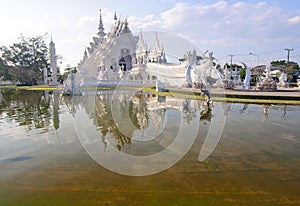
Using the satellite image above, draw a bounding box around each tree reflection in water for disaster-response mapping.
[0,89,51,131]
[0,89,212,149]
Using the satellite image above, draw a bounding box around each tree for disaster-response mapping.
[216,64,223,74]
[57,64,72,83]
[0,34,49,84]
[0,89,51,129]
[270,60,299,81]
[224,63,243,70]
[239,68,246,80]
[0,58,16,81]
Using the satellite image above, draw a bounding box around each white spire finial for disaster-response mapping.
[114,12,117,21]
[97,9,106,37]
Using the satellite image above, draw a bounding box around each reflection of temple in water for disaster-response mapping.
[5,90,292,148]
[52,90,60,130]
[263,104,270,122]
[0,90,2,104]
[71,90,213,150]
[1,89,298,148]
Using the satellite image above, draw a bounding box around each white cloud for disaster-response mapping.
[3,1,296,67]
[288,15,300,24]
[37,1,300,67]
[125,1,299,50]
[77,16,98,28]
[211,0,228,10]
[128,14,161,29]
[106,0,297,66]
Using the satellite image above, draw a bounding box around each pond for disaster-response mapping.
[0,89,299,205]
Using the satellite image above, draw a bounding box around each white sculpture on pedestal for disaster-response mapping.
[243,66,251,89]
[256,65,277,91]
[63,68,83,95]
[277,72,288,88]
[156,80,166,92]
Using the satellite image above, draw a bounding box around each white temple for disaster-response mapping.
[63,9,221,95]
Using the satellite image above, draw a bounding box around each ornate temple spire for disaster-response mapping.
[49,34,55,47]
[139,29,143,38]
[149,32,166,63]
[97,9,106,37]
[113,12,117,21]
[137,30,147,52]
[122,18,130,33]
[154,32,161,50]
[136,29,148,65]
[138,29,144,44]
[78,47,88,67]
[83,47,88,61]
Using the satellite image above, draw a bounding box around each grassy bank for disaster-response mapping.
[0,85,58,91]
[1,85,300,105]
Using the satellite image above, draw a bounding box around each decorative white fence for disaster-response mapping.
[0,80,20,85]
[97,80,157,87]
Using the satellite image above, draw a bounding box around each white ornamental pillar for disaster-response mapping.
[49,38,58,86]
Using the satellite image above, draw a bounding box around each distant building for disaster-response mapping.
[293,71,300,82]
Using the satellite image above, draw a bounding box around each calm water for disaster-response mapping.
[0,89,300,205]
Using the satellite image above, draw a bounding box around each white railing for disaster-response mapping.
[0,80,20,85]
[97,79,157,87]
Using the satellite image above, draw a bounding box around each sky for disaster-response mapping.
[0,0,300,69]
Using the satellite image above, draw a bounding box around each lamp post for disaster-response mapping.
[285,48,294,81]
[229,54,235,79]
[249,52,259,66]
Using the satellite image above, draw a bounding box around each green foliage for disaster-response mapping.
[224,63,243,70]
[0,34,50,84]
[239,68,246,80]
[270,60,299,80]
[0,58,15,81]
[196,55,203,61]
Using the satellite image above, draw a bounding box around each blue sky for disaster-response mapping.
[0,0,300,68]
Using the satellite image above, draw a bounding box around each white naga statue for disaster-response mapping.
[277,72,288,88]
[243,66,251,89]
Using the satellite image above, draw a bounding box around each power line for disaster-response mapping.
[285,48,294,62]
[228,54,235,66]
